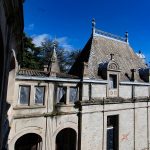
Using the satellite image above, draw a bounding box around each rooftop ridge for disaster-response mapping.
[91,18,128,43]
[94,28,127,43]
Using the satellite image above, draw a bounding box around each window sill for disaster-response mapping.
[13,105,46,110]
[56,103,77,113]
[56,103,75,107]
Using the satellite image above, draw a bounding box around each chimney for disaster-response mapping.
[82,62,89,78]
[131,69,136,81]
[43,65,48,72]
[110,53,114,60]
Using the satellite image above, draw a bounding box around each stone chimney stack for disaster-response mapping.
[43,65,48,72]
[131,69,136,81]
[82,62,89,78]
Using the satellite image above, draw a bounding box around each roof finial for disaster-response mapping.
[110,53,114,60]
[92,18,96,35]
[53,36,57,51]
[125,31,129,43]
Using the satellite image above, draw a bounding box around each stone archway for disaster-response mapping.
[56,128,77,150]
[15,133,42,150]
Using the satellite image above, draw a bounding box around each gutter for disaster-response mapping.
[120,81,150,86]
[16,75,108,84]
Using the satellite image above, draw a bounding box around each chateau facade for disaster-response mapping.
[6,19,150,150]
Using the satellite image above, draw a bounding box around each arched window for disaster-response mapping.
[15,133,42,150]
[56,128,77,150]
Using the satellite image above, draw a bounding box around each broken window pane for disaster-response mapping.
[35,87,45,104]
[19,86,30,105]
[70,87,78,103]
[57,87,67,104]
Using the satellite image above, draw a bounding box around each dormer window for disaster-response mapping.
[98,59,120,97]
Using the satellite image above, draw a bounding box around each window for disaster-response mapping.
[57,87,67,104]
[107,115,119,150]
[70,87,78,103]
[35,86,45,105]
[109,74,117,89]
[19,86,30,105]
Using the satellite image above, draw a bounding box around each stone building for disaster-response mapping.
[7,19,150,150]
[0,0,24,149]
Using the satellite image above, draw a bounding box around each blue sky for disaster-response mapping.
[24,0,150,62]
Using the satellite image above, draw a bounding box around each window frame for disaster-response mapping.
[69,86,78,103]
[107,115,119,150]
[109,74,117,89]
[34,86,45,105]
[18,85,31,105]
[56,86,67,104]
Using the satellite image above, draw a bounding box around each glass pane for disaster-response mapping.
[107,127,114,150]
[57,87,66,103]
[20,86,30,104]
[70,87,78,103]
[109,75,117,89]
[35,87,45,104]
[107,115,119,150]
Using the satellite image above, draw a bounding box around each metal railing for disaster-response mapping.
[95,29,126,42]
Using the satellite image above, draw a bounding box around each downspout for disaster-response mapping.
[147,98,149,150]
[78,79,83,150]
[132,84,135,150]
[102,97,105,150]
[45,83,49,150]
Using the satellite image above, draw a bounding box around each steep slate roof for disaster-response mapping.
[70,28,147,82]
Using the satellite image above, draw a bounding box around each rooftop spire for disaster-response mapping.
[92,18,96,35]
[51,40,57,62]
[46,39,60,75]
[125,32,129,43]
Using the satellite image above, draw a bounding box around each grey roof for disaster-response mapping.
[17,69,79,79]
[69,31,147,82]
[17,69,48,77]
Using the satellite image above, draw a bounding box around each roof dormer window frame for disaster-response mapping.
[106,61,121,98]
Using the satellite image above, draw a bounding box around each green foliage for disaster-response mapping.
[21,33,42,69]
[40,38,80,72]
[20,33,80,72]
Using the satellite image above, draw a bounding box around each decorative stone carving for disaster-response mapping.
[108,63,118,70]
[108,61,120,71]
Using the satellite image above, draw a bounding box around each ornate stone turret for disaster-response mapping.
[43,41,60,76]
[49,41,60,76]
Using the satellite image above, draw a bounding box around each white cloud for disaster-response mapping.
[56,37,73,50]
[32,34,50,47]
[32,34,74,50]
[25,23,35,30]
